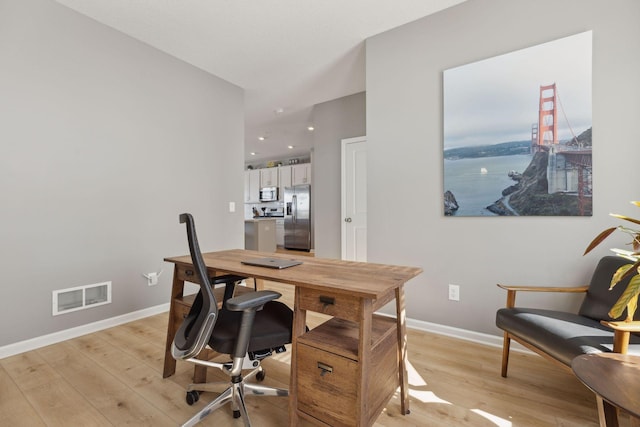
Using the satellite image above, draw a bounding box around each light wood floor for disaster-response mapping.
[0,281,632,426]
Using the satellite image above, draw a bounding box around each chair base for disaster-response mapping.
[181,365,288,427]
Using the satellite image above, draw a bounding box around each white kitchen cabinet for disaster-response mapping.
[292,163,311,185]
[244,169,261,203]
[278,165,292,200]
[260,168,279,187]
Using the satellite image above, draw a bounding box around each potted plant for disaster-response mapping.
[584,201,640,321]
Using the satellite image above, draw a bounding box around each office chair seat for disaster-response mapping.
[210,300,293,355]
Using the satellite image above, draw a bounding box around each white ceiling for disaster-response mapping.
[55,0,465,163]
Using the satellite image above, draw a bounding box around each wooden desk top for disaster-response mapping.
[164,249,422,300]
[572,353,640,419]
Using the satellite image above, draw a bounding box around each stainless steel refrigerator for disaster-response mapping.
[284,184,311,251]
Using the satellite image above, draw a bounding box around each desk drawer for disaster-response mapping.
[298,288,360,322]
[176,266,200,283]
[296,342,357,427]
[173,297,192,324]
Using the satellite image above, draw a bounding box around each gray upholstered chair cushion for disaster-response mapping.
[578,256,640,322]
[496,307,640,366]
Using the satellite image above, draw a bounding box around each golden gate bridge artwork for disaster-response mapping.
[530,83,592,216]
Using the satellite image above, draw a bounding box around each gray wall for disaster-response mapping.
[366,0,640,334]
[312,92,366,259]
[0,0,245,346]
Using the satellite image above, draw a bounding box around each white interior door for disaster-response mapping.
[341,136,367,261]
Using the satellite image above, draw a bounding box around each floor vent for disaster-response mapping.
[52,282,112,316]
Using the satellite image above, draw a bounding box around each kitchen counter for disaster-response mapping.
[244,219,276,252]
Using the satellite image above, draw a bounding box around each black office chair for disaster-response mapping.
[172,213,293,427]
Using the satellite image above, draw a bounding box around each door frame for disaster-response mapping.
[341,136,367,260]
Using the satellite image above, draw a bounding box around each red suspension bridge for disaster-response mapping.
[531,83,592,215]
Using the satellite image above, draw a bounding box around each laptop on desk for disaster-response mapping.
[241,258,303,269]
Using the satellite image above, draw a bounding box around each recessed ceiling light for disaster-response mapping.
[258,136,265,141]
[307,126,315,131]
[274,108,284,115]
[250,152,257,156]
[288,145,294,149]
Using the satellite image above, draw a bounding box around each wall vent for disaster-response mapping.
[52,281,112,316]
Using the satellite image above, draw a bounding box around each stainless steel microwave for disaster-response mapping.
[259,186,278,202]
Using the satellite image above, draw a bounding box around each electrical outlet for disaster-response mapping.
[448,284,460,301]
[143,270,163,286]
[147,272,158,286]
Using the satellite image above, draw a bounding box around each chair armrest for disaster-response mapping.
[210,274,248,304]
[601,320,640,333]
[226,290,281,312]
[601,320,640,353]
[497,284,589,308]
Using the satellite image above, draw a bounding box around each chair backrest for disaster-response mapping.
[579,256,639,321]
[171,213,220,360]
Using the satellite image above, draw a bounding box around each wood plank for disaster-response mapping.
[67,332,215,423]
[37,341,176,426]
[1,350,111,426]
[97,326,166,373]
[0,364,46,426]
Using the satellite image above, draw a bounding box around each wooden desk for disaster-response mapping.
[572,353,640,427]
[163,249,422,426]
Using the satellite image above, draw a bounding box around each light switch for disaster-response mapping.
[229,201,236,213]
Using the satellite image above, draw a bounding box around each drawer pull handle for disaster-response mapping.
[317,362,333,376]
[319,296,335,307]
[185,269,194,276]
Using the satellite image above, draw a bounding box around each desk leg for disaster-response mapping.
[596,396,619,427]
[289,286,307,427]
[395,285,410,415]
[357,298,373,426]
[163,265,184,378]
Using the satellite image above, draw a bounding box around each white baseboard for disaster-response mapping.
[1,305,528,360]
[380,313,531,354]
[0,303,169,359]
[406,317,505,348]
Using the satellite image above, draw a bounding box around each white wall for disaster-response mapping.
[366,0,640,334]
[312,92,366,259]
[0,0,245,346]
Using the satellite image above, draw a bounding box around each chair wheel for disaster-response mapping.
[233,410,241,418]
[256,370,266,382]
[186,390,200,405]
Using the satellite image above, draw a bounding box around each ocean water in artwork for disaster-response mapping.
[444,154,533,216]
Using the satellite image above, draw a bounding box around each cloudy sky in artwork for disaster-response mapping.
[443,31,592,149]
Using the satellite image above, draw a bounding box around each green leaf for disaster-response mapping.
[609,261,640,289]
[609,264,634,289]
[608,275,640,319]
[628,296,638,320]
[584,227,617,255]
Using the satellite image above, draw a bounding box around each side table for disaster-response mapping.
[571,353,640,427]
